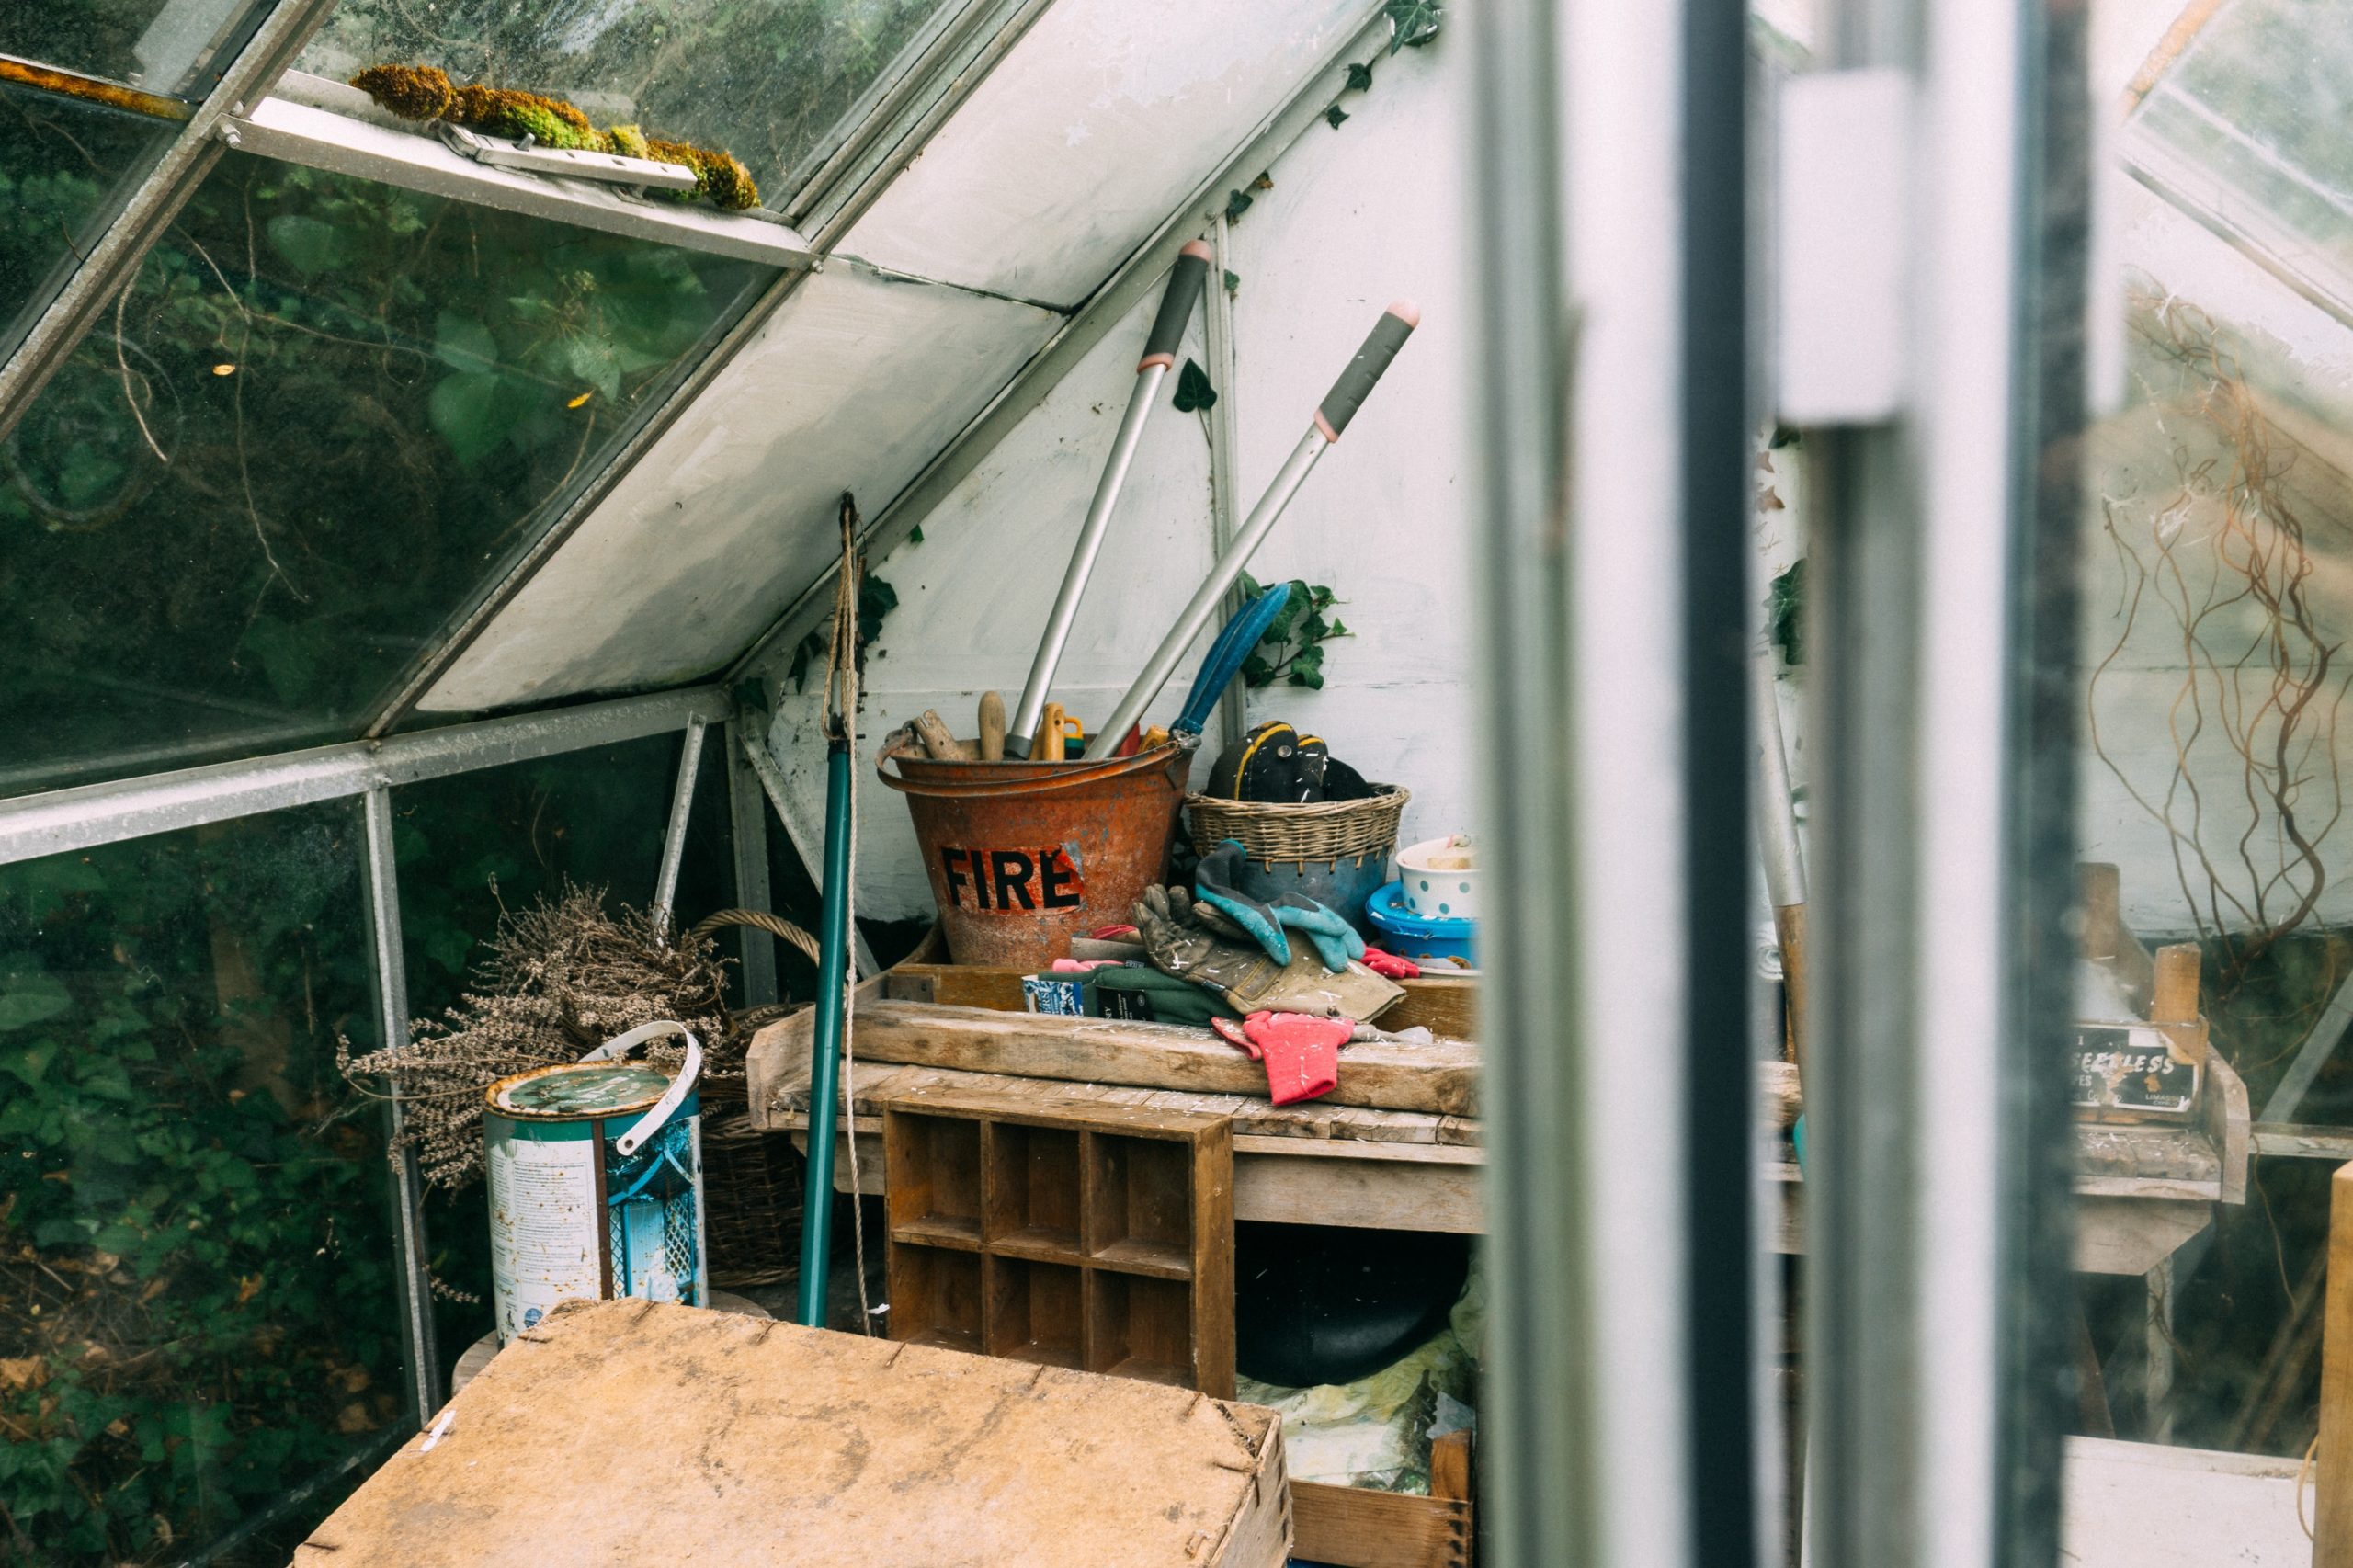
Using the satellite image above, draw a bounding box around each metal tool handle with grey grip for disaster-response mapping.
[1083,302,1421,759]
[1138,245,1211,371]
[1315,304,1420,440]
[1010,240,1219,753]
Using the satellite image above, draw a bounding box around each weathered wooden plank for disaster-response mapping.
[1291,1482,1470,1568]
[2317,1164,2353,1565]
[2075,1124,2221,1186]
[1235,1153,1483,1234]
[750,1002,1481,1120]
[300,1300,1288,1567]
[1435,1116,1483,1147]
[1233,1140,1482,1165]
[884,963,1481,1040]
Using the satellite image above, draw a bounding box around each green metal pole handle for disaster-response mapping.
[795,738,855,1328]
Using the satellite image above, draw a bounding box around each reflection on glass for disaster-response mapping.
[0,804,409,1563]
[2,0,274,97]
[0,82,172,350]
[2070,204,2353,1450]
[388,732,733,1358]
[299,0,961,204]
[0,153,772,798]
[2131,0,2353,294]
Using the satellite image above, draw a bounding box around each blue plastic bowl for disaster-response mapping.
[1365,881,1478,972]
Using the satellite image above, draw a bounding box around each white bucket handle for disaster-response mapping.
[578,1019,702,1156]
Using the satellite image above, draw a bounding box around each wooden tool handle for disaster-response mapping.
[914,710,972,762]
[977,692,1006,762]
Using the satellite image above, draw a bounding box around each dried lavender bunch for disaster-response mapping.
[341,886,737,1189]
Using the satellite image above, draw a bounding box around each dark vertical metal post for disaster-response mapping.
[1682,2,1756,1562]
[1998,0,2094,1557]
[795,737,855,1328]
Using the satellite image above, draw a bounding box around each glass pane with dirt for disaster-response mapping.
[0,152,772,798]
[2,0,275,97]
[0,802,410,1564]
[297,0,965,210]
[0,81,173,354]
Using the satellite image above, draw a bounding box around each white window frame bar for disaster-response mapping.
[360,785,444,1424]
[0,684,731,866]
[652,716,710,922]
[1799,0,2086,1565]
[0,0,340,446]
[722,716,781,1007]
[1469,0,1761,1561]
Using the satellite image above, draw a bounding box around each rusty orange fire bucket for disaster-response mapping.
[877,734,1198,968]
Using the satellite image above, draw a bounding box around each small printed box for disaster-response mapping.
[2070,1022,2201,1122]
[1021,974,1087,1017]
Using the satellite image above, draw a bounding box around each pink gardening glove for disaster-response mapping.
[1213,1011,1349,1106]
[1360,945,1421,980]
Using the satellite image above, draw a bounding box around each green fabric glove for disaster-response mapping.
[1088,964,1237,1026]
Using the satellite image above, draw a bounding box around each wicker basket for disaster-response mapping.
[700,1104,803,1288]
[685,907,824,1290]
[1186,784,1411,867]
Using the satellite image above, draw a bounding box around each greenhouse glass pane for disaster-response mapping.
[387,731,733,1358]
[2132,0,2353,290]
[0,81,174,351]
[2,0,276,97]
[0,802,413,1564]
[0,152,772,799]
[2067,6,2353,1461]
[298,0,964,206]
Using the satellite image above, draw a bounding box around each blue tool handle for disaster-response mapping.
[1174,582,1294,734]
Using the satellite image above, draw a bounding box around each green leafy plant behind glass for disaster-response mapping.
[0,808,404,1564]
[0,147,767,793]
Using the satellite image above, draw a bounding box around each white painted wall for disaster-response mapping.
[764,290,1221,920]
[756,5,2353,956]
[767,27,1472,923]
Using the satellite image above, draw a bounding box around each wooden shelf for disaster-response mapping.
[1098,1355,1190,1388]
[1088,1236,1193,1279]
[991,1227,1086,1266]
[881,1088,1233,1397]
[892,1216,983,1250]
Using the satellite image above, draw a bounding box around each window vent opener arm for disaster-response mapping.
[436,120,701,197]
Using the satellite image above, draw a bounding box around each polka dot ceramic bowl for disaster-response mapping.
[1396,835,1479,923]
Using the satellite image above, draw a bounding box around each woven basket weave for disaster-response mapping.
[683,907,824,1289]
[1187,784,1410,866]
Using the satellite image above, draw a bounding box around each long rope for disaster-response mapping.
[824,493,875,1334]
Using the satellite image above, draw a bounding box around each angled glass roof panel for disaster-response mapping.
[4,0,278,97]
[0,80,176,346]
[295,0,967,210]
[2127,0,2353,322]
[0,150,773,799]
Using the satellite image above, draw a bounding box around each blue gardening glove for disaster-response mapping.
[1194,841,1367,973]
[1276,899,1366,972]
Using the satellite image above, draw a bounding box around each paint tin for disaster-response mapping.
[483,1021,707,1345]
